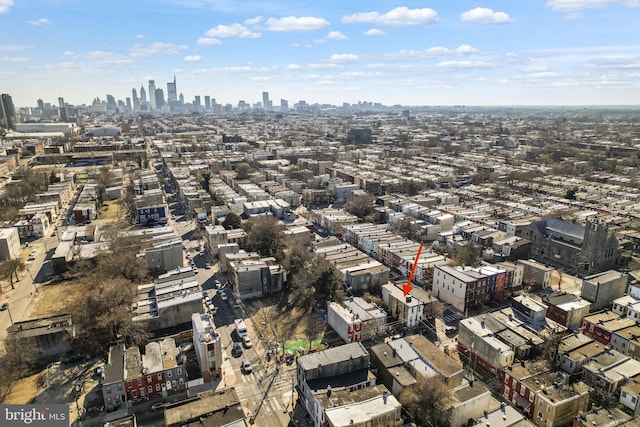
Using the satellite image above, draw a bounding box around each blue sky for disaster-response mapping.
[1,0,640,107]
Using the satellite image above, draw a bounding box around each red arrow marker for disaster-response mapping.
[403,243,423,297]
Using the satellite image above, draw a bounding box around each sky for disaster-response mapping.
[1,0,640,107]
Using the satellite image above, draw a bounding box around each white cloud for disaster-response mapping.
[0,0,14,14]
[0,44,34,52]
[184,55,202,62]
[327,31,347,40]
[363,28,386,36]
[197,37,223,46]
[27,18,50,26]
[265,16,329,32]
[0,56,30,62]
[455,45,479,54]
[244,16,264,25]
[342,7,438,26]
[313,39,326,45]
[330,53,360,62]
[287,64,301,69]
[136,34,145,39]
[435,60,495,69]
[129,42,187,57]
[460,8,512,24]
[205,23,261,38]
[546,0,640,13]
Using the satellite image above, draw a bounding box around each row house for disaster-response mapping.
[501,363,560,416]
[542,292,591,329]
[457,316,515,373]
[580,310,636,345]
[432,264,515,314]
[381,283,439,328]
[612,294,640,322]
[610,324,640,357]
[328,297,388,343]
[102,338,187,411]
[581,347,640,394]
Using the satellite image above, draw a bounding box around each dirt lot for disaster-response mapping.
[245,296,327,352]
[98,199,123,220]
[25,279,92,319]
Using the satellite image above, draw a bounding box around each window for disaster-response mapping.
[179,378,184,385]
[157,373,162,380]
[117,383,123,391]
[168,371,172,378]
[538,412,543,420]
[147,375,152,383]
[147,386,152,393]
[505,374,510,382]
[622,391,628,398]
[106,386,111,393]
[156,384,161,391]
[520,386,525,396]
[177,368,182,375]
[132,390,137,399]
[137,378,142,386]
[529,393,534,403]
[127,381,132,389]
[547,405,552,413]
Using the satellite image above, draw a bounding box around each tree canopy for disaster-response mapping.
[222,211,242,230]
[244,217,286,260]
[344,194,375,220]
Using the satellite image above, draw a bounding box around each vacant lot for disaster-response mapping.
[25,279,91,319]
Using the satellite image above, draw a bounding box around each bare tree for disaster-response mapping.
[344,195,375,219]
[399,376,452,426]
[0,259,26,290]
[304,314,325,351]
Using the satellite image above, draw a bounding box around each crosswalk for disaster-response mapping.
[442,311,464,324]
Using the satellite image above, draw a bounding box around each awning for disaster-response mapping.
[514,394,532,410]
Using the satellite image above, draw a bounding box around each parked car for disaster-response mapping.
[242,336,252,348]
[220,291,228,301]
[241,359,252,373]
[232,342,243,357]
[0,303,8,311]
[205,263,211,269]
[214,280,222,289]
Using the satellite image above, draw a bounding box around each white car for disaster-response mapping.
[220,291,228,301]
[241,359,252,373]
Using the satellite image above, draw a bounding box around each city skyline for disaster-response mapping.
[1,1,640,107]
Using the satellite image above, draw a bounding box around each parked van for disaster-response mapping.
[234,319,248,338]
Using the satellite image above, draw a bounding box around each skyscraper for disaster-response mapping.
[167,75,177,102]
[106,94,117,111]
[155,88,165,108]
[148,80,156,109]
[1,93,17,130]
[280,99,288,111]
[37,98,44,111]
[58,97,68,122]
[140,86,147,104]
[132,88,139,112]
[194,96,201,110]
[204,96,211,110]
[126,97,132,111]
[262,91,271,111]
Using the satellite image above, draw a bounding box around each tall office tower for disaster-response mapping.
[204,96,211,110]
[0,93,17,130]
[262,91,271,110]
[148,80,156,108]
[132,88,140,112]
[58,97,68,122]
[140,86,147,103]
[194,96,201,110]
[280,99,288,111]
[106,94,117,111]
[126,97,132,111]
[167,75,177,102]
[155,88,165,108]
[37,98,44,111]
[179,93,184,105]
